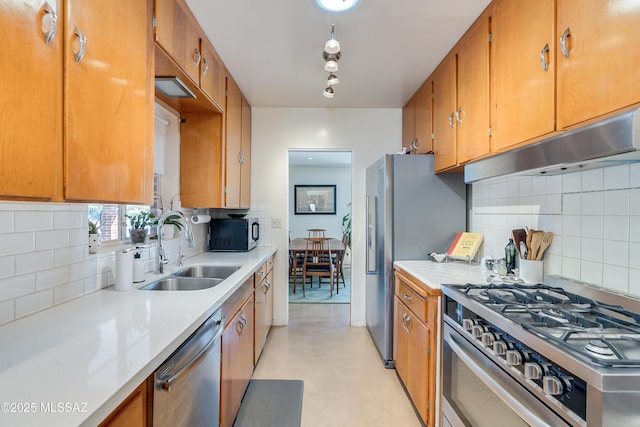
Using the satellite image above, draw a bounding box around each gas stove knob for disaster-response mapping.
[542,376,564,396]
[462,318,479,332]
[471,324,489,339]
[481,332,501,347]
[493,340,509,356]
[506,350,522,366]
[524,362,545,380]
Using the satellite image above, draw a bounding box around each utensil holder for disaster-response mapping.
[519,259,544,283]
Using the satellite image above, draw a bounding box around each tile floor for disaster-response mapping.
[251,303,422,427]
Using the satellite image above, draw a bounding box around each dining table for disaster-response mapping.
[289,237,346,294]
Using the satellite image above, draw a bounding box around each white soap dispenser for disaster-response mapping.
[133,250,145,283]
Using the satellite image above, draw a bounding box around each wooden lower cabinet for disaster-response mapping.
[221,293,255,427]
[393,269,439,427]
[254,256,274,364]
[99,380,148,427]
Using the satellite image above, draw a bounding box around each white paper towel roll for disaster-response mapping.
[115,250,133,291]
[191,214,211,224]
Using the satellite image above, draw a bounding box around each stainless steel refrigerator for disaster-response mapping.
[365,154,466,368]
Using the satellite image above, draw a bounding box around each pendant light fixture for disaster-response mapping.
[322,24,342,99]
[324,24,340,54]
[323,86,334,98]
[327,73,339,85]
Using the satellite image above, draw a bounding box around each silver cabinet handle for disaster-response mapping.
[72,27,86,63]
[192,47,201,67]
[448,112,455,128]
[403,293,413,302]
[41,2,58,45]
[202,56,209,76]
[409,138,418,153]
[238,152,246,165]
[560,27,571,58]
[539,43,550,71]
[455,107,464,124]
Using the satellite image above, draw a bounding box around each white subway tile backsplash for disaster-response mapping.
[563,193,581,215]
[69,228,87,246]
[15,251,54,275]
[562,215,581,237]
[630,189,640,212]
[562,257,581,280]
[604,164,630,190]
[53,211,85,230]
[0,233,35,256]
[0,257,14,279]
[581,238,603,262]
[0,301,14,325]
[54,246,85,267]
[603,215,629,241]
[630,216,640,242]
[604,189,629,215]
[36,267,70,291]
[531,176,546,195]
[581,192,604,215]
[0,212,13,233]
[603,240,629,267]
[0,274,35,302]
[53,280,84,305]
[562,236,581,258]
[629,268,640,295]
[546,175,563,194]
[629,243,640,270]
[36,230,70,251]
[14,211,53,232]
[70,259,98,282]
[630,163,640,187]
[581,215,603,239]
[582,169,604,192]
[563,172,582,193]
[580,260,603,286]
[602,264,629,293]
[15,289,53,319]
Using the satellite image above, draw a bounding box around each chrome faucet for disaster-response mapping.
[157,210,195,274]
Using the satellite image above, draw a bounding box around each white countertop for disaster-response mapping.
[394,260,488,290]
[0,247,276,427]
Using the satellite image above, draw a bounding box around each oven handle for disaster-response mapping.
[447,332,554,427]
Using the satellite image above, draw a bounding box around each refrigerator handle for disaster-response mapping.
[366,194,377,273]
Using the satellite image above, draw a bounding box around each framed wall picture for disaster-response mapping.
[294,185,336,214]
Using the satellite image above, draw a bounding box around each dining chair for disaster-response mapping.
[302,238,335,297]
[333,233,348,288]
[307,228,326,238]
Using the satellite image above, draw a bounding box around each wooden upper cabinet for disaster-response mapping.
[0,0,63,200]
[64,0,153,203]
[557,0,640,128]
[240,96,252,209]
[432,53,457,172]
[402,81,433,154]
[492,0,555,152]
[456,15,490,164]
[225,75,242,208]
[200,37,225,110]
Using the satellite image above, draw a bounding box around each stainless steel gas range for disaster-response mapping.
[441,280,640,427]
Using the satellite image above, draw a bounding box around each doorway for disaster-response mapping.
[288,150,352,304]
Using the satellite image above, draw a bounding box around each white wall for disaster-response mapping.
[289,164,352,239]
[470,164,640,296]
[251,108,402,326]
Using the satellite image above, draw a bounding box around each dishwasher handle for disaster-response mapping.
[158,316,225,393]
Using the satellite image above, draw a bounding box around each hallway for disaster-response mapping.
[251,304,421,427]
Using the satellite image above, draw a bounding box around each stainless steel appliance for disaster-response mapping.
[365,154,466,368]
[209,218,259,252]
[153,310,224,427]
[442,279,640,427]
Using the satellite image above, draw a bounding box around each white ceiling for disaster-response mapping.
[185,0,492,109]
[289,150,352,166]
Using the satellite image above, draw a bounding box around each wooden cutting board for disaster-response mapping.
[512,228,527,258]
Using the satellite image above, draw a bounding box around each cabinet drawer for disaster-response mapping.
[395,280,428,325]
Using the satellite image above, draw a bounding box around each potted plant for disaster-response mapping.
[88,220,101,253]
[126,211,156,244]
[341,203,352,248]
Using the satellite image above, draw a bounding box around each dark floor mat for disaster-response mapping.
[233,379,304,427]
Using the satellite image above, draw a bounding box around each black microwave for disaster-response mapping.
[209,218,259,252]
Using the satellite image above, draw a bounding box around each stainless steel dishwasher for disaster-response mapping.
[153,310,224,426]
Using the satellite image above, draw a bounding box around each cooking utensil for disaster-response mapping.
[511,228,527,259]
[525,228,535,260]
[520,241,528,260]
[536,231,554,260]
[529,230,543,260]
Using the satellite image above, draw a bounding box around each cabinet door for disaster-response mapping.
[180,112,224,207]
[224,76,242,208]
[492,0,555,151]
[254,271,272,364]
[393,297,409,383]
[557,0,640,128]
[407,315,429,424]
[221,294,255,427]
[99,381,147,427]
[65,0,153,203]
[413,80,433,154]
[200,37,225,110]
[240,96,251,209]
[457,16,490,164]
[0,0,62,200]
[432,54,457,172]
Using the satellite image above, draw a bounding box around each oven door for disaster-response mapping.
[442,322,571,427]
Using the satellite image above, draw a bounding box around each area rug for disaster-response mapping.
[289,268,350,304]
[233,379,304,427]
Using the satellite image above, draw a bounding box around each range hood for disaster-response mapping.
[464,109,640,183]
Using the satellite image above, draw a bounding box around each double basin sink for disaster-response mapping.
[140,265,241,291]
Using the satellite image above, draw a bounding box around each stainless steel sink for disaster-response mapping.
[140,277,225,291]
[171,265,241,279]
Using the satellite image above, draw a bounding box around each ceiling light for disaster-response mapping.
[323,86,334,98]
[327,74,339,85]
[323,52,340,72]
[324,24,340,54]
[316,0,361,13]
[154,76,196,98]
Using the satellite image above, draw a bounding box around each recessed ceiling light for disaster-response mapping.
[315,0,361,13]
